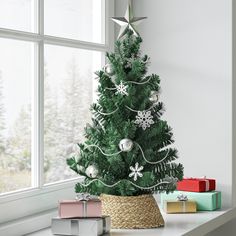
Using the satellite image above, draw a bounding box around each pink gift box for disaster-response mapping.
[59,199,102,219]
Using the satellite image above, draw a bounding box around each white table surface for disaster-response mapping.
[26,208,236,236]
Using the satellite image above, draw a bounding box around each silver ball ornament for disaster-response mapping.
[149,91,159,103]
[119,138,133,152]
[85,165,99,178]
[104,64,114,75]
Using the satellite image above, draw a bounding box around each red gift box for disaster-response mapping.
[177,177,216,192]
[59,198,102,219]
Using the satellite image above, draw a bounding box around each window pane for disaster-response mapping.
[44,44,102,184]
[44,0,105,43]
[0,0,36,32]
[0,38,34,194]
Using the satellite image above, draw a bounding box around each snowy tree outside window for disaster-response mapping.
[0,0,105,194]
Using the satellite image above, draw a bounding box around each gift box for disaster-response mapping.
[162,193,197,214]
[102,215,111,233]
[177,177,216,192]
[163,200,197,213]
[51,216,111,236]
[59,197,102,218]
[161,191,221,211]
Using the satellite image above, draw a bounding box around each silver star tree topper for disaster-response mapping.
[112,3,147,39]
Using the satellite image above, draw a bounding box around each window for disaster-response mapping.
[0,38,34,193]
[44,0,105,43]
[0,0,36,32]
[44,45,102,184]
[0,0,107,197]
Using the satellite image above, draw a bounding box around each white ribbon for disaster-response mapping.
[75,193,90,217]
[181,201,186,213]
[204,179,210,191]
[177,193,188,213]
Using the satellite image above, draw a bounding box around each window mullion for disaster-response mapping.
[38,0,44,188]
[31,0,44,189]
[31,0,41,188]
[0,0,109,205]
[31,43,39,188]
[31,40,44,189]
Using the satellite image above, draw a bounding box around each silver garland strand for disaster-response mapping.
[79,178,171,190]
[96,105,156,116]
[125,104,155,113]
[96,107,119,116]
[127,76,152,85]
[105,77,153,91]
[135,142,170,164]
[84,144,122,157]
[84,141,170,164]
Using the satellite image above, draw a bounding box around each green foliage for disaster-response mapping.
[67,30,184,196]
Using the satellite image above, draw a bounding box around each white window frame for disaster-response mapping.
[0,0,114,227]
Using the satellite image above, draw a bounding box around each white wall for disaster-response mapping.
[116,0,232,207]
[115,0,234,235]
[132,0,232,207]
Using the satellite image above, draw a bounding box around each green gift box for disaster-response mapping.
[160,191,221,211]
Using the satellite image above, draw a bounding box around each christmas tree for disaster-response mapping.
[67,5,183,197]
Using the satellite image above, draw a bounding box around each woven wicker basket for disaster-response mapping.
[100,194,164,229]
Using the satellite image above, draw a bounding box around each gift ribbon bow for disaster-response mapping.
[177,193,188,213]
[76,193,91,201]
[177,193,188,201]
[75,193,91,217]
[75,193,100,217]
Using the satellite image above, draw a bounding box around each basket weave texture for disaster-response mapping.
[100,194,165,229]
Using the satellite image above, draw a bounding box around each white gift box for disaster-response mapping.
[51,216,111,236]
[102,216,111,233]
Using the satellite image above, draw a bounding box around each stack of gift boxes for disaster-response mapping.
[161,177,221,213]
[51,194,111,236]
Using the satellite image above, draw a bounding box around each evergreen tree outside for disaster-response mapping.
[45,57,93,182]
[0,70,32,192]
[6,105,31,172]
[1,105,31,192]
[67,29,184,196]
[0,71,5,154]
[59,57,92,146]
[44,65,61,181]
[0,57,95,191]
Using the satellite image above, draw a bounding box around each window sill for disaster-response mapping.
[0,177,83,204]
[0,177,83,225]
[25,207,236,236]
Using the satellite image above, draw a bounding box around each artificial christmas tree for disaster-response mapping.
[67,4,184,229]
